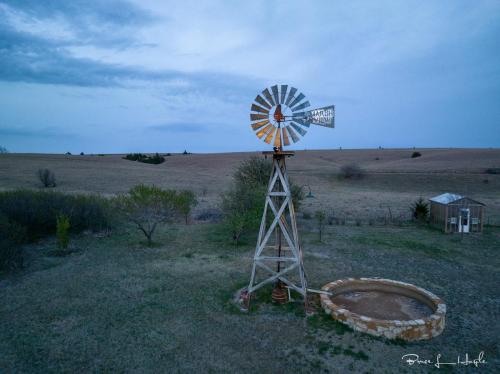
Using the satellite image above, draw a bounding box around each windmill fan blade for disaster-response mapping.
[273,127,282,147]
[262,88,275,106]
[251,120,269,130]
[271,85,280,106]
[250,113,268,121]
[289,93,305,109]
[285,87,297,106]
[291,101,310,112]
[256,124,273,138]
[255,95,272,109]
[264,126,277,144]
[290,122,307,136]
[251,104,269,114]
[280,85,288,104]
[282,127,290,146]
[286,125,300,143]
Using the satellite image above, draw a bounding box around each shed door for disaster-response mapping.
[459,208,470,233]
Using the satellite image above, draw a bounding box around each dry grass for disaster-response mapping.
[2,148,498,222]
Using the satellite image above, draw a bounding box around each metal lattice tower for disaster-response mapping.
[247,150,307,301]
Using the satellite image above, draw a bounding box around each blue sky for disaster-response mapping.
[0,0,499,153]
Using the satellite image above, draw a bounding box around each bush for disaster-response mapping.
[233,157,304,209]
[0,146,8,154]
[37,168,56,187]
[339,164,364,179]
[56,214,70,250]
[234,157,271,187]
[123,153,165,165]
[176,190,198,224]
[411,197,429,221]
[221,184,264,246]
[0,214,27,270]
[117,185,182,246]
[220,157,305,245]
[195,208,223,222]
[485,168,500,174]
[0,190,113,241]
[411,151,422,158]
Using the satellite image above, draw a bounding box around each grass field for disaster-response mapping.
[1,148,500,372]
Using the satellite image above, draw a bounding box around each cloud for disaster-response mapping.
[148,123,209,133]
[0,126,75,138]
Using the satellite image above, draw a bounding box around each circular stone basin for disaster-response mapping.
[320,278,446,341]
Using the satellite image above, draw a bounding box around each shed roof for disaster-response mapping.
[429,193,485,206]
[429,193,464,204]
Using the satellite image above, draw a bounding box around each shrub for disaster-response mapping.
[195,208,223,222]
[37,168,56,187]
[80,152,84,156]
[176,190,198,224]
[65,152,71,155]
[233,157,304,208]
[0,146,8,154]
[485,168,500,174]
[0,214,27,270]
[411,197,429,221]
[0,190,113,241]
[411,151,422,158]
[315,210,326,242]
[144,153,165,164]
[220,157,304,244]
[123,153,165,164]
[339,164,364,179]
[234,157,271,187]
[117,185,181,246]
[221,184,264,246]
[56,214,70,250]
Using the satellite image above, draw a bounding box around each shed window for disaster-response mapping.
[449,217,457,224]
[472,218,479,225]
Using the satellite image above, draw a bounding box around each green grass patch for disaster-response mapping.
[352,233,448,258]
[307,312,354,335]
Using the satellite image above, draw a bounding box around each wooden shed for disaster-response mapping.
[429,193,485,233]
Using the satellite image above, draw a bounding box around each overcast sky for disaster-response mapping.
[0,0,499,153]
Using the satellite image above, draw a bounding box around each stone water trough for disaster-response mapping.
[320,278,446,341]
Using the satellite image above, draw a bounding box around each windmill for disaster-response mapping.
[240,84,335,312]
